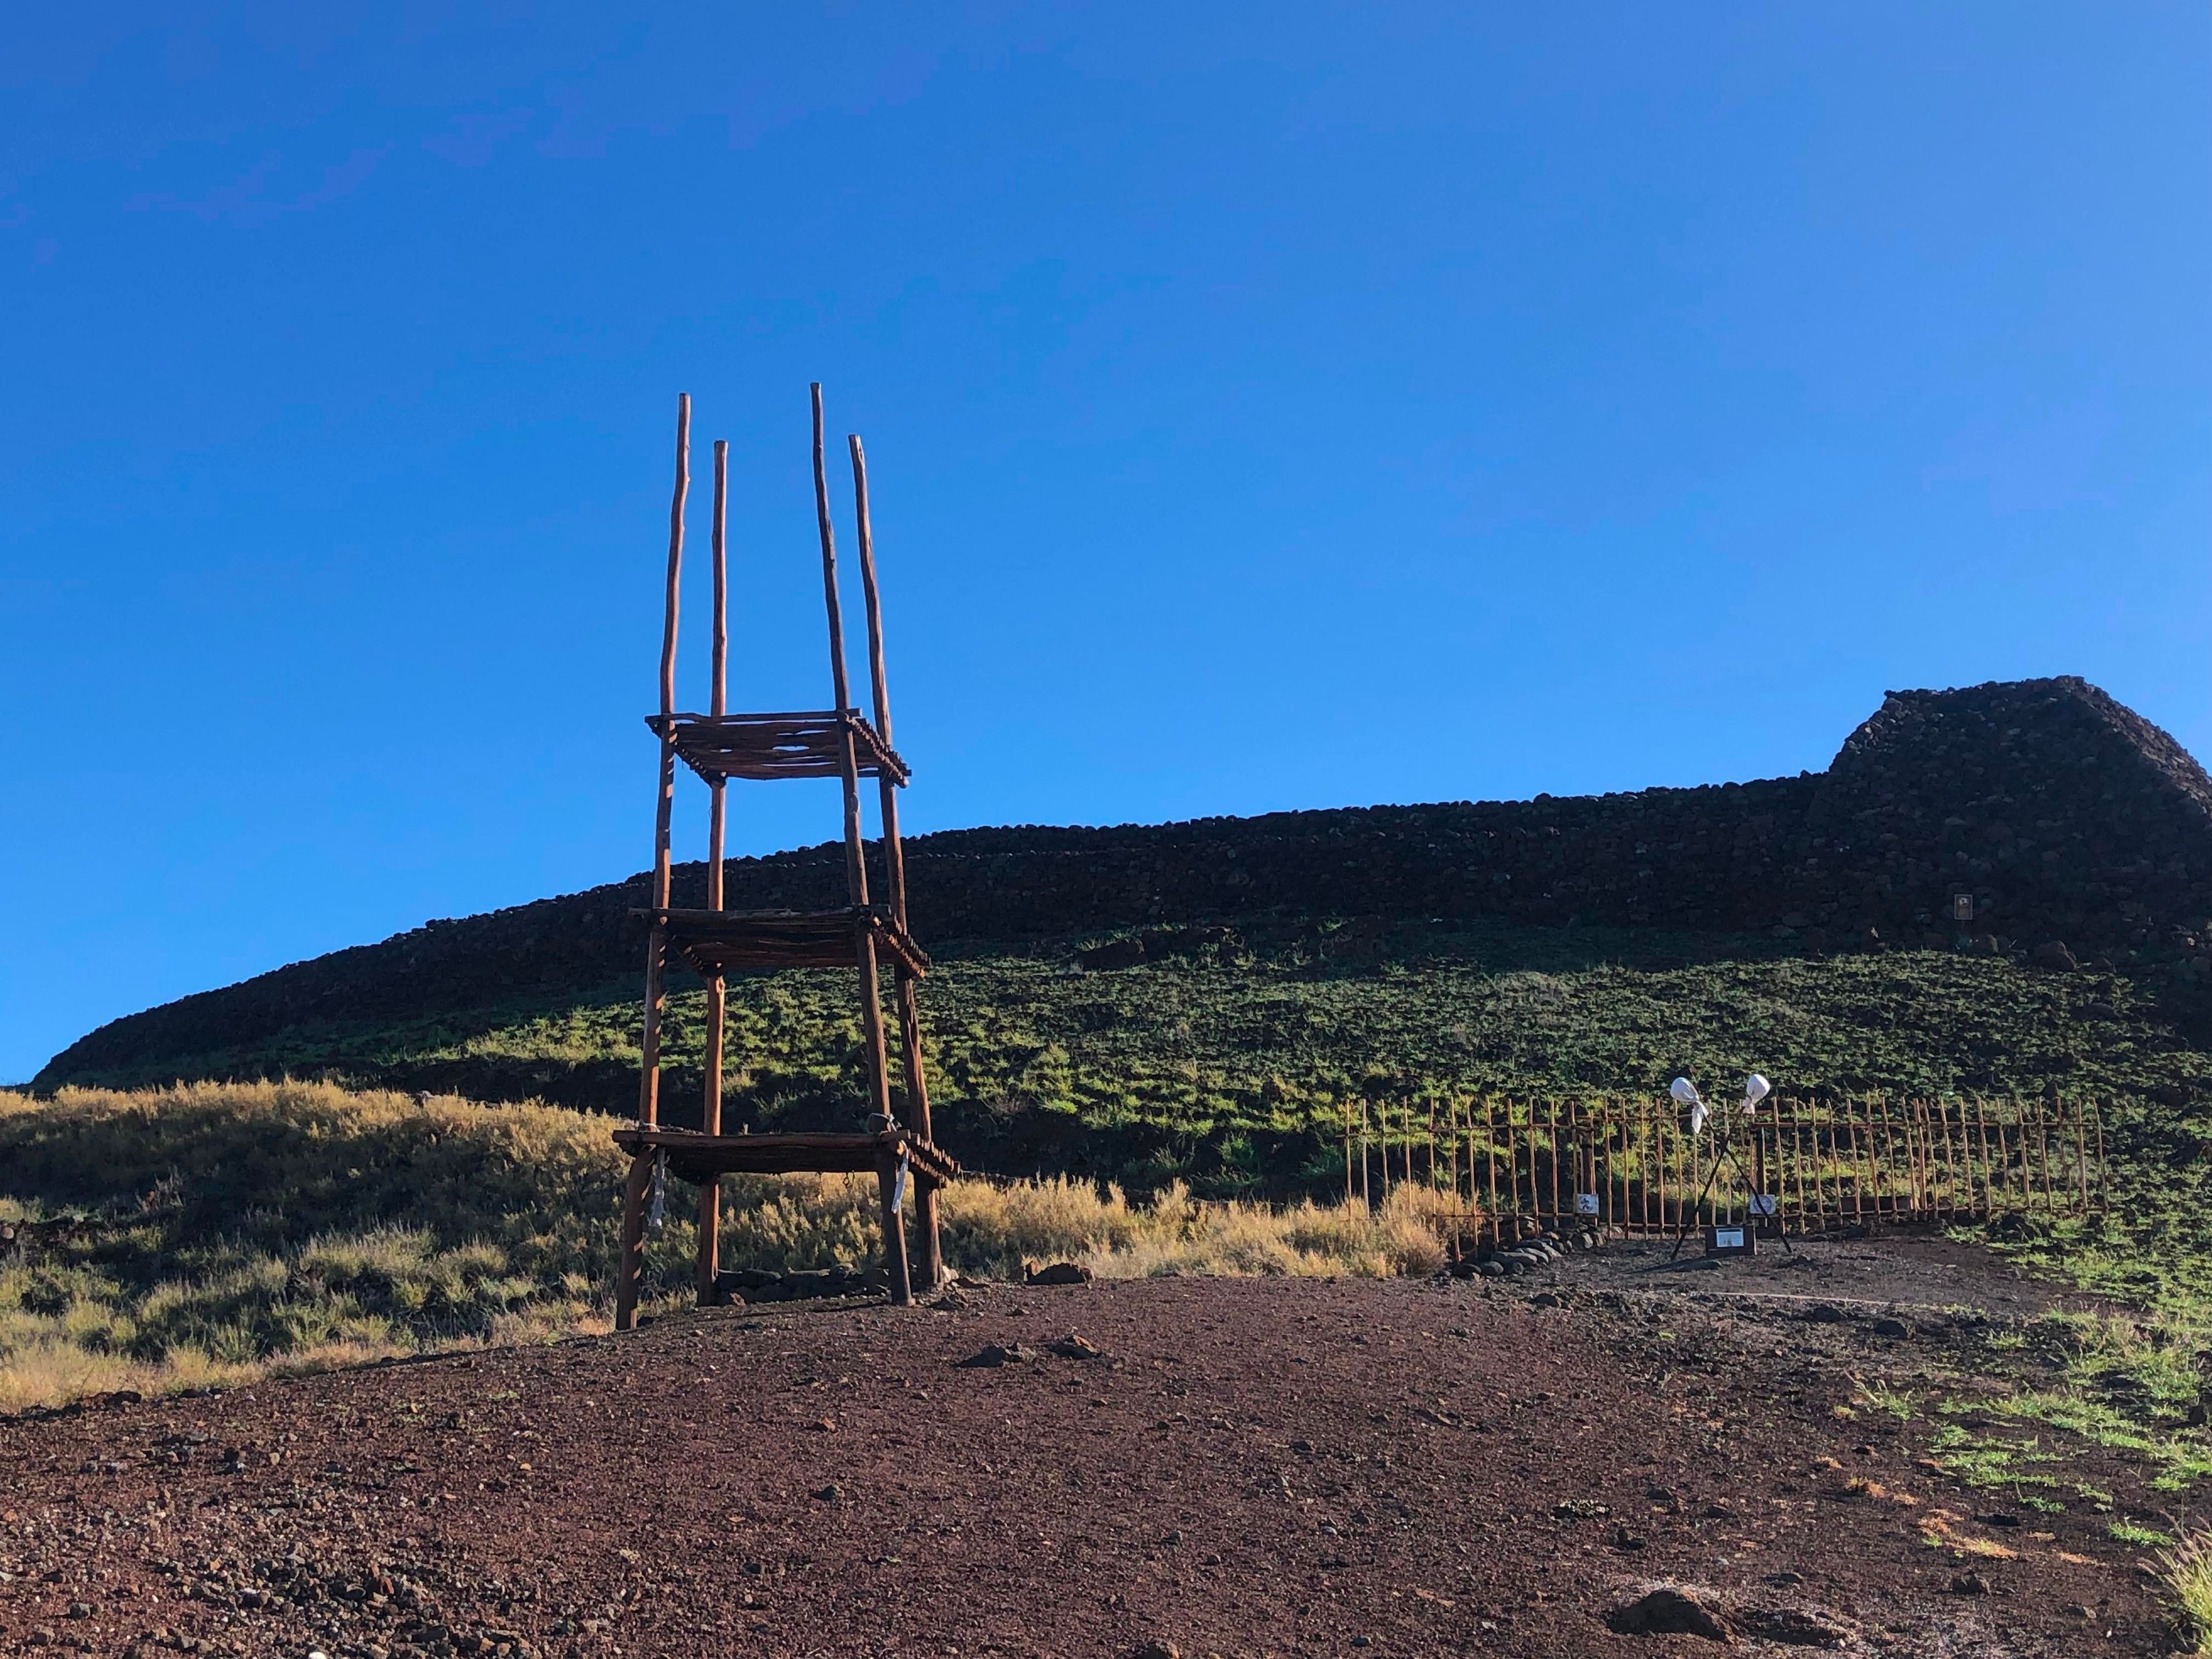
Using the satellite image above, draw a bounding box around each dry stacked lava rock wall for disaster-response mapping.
[39,676,2212,1085]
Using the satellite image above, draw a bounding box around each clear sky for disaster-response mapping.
[3,5,2207,1081]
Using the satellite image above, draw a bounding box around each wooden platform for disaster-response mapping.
[613,1124,959,1187]
[638,906,931,978]
[650,710,910,787]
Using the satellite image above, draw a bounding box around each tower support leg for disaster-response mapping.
[615,1151,654,1331]
[696,1177,721,1305]
[876,1149,914,1307]
[894,972,944,1289]
[915,1175,944,1290]
[915,1184,945,1292]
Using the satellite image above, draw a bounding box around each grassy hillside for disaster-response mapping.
[47,918,2212,1195]
[0,1082,1452,1412]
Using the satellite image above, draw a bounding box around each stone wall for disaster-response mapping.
[40,676,2212,1084]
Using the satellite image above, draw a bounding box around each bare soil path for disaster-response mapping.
[0,1267,2171,1658]
[1539,1230,2119,1319]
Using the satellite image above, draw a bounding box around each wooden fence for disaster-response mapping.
[1340,1096,2105,1243]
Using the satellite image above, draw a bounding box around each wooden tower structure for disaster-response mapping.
[612,387,956,1327]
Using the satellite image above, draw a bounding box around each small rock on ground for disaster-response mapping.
[1025,1261,1093,1285]
[1607,1586,1732,1642]
[957,1343,1040,1368]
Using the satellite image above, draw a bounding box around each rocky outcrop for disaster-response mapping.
[38,676,2212,1087]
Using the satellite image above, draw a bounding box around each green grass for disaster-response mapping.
[1922,1417,2071,1496]
[51,919,2212,1198]
[1940,1119,2212,1498]
[2163,1531,2212,1655]
[1854,1376,1918,1421]
[2112,1522,2178,1548]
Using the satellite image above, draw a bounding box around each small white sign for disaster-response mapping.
[1575,1192,1600,1215]
[1711,1225,1748,1251]
[1749,1193,1778,1218]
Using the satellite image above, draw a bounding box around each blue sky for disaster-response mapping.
[3,4,2207,1080]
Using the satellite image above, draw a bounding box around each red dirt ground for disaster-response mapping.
[0,1271,2172,1658]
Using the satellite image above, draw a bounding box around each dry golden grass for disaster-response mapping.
[941,1175,1455,1279]
[0,1081,1467,1412]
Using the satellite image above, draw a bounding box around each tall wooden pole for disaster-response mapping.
[813,385,906,1305]
[613,1145,656,1334]
[619,392,687,1333]
[850,431,940,1289]
[696,437,730,1305]
[638,393,688,1128]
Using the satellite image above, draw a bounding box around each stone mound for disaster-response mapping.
[40,676,2212,1093]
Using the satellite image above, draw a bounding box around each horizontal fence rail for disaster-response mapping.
[1340,1096,2105,1244]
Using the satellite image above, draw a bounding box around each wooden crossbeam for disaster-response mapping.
[614,1126,960,1187]
[636,906,930,979]
[650,709,911,787]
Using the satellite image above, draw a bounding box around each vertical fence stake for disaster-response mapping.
[1509,1106,1525,1241]
[1633,1097,1647,1234]
[1872,1096,1896,1224]
[1483,1099,1499,1245]
[1903,1099,1923,1218]
[1607,1111,1621,1228]
[1936,1098,1961,1224]
[1972,1095,1995,1219]
[1844,1103,1864,1230]
[1361,1099,1372,1211]
[2036,1101,2057,1214]
[1789,1113,1809,1236]
[1343,1097,1353,1207]
[1547,1105,1562,1228]
[1445,1097,1458,1205]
